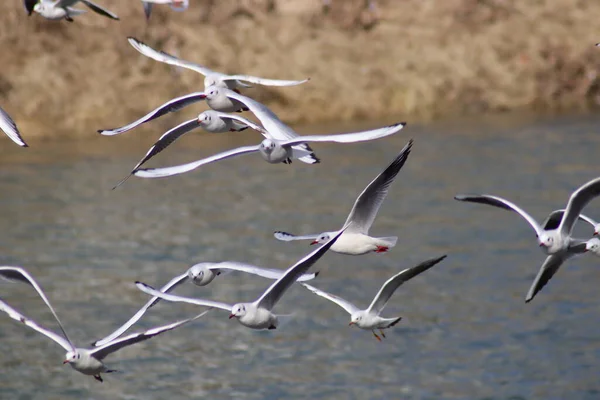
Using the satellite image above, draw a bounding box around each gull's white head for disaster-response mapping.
[197,111,213,126]
[310,232,332,246]
[349,313,363,327]
[229,303,247,319]
[538,233,554,249]
[187,263,216,286]
[586,238,600,255]
[260,139,277,154]
[63,350,80,365]
[33,2,45,12]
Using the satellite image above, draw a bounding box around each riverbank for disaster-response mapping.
[1,0,599,141]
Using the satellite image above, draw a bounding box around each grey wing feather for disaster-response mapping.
[92,273,189,346]
[213,261,318,282]
[542,209,597,231]
[79,0,119,19]
[525,253,568,303]
[135,282,232,311]
[142,1,152,19]
[344,139,413,234]
[273,231,319,242]
[0,298,73,351]
[0,107,28,147]
[90,310,210,360]
[256,226,347,311]
[367,255,446,315]
[558,177,600,236]
[301,283,359,314]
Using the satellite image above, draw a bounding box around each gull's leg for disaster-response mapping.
[372,330,382,341]
[379,329,386,338]
[94,374,103,383]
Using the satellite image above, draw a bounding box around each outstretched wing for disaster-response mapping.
[558,177,600,236]
[367,255,447,315]
[79,0,119,19]
[301,283,359,315]
[525,253,569,303]
[222,75,310,88]
[273,231,319,242]
[0,107,28,147]
[135,282,232,311]
[212,261,318,282]
[542,209,597,231]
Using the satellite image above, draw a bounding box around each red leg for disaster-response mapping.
[375,246,389,253]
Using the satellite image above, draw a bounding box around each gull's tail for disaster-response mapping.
[378,237,398,248]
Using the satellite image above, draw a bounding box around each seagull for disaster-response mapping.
[92,261,319,346]
[273,140,413,255]
[127,37,310,91]
[141,0,188,19]
[135,227,347,330]
[133,123,407,179]
[111,111,266,189]
[32,0,119,21]
[302,255,446,341]
[454,176,600,302]
[0,266,208,382]
[0,107,28,147]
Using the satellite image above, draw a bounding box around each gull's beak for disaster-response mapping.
[539,242,545,247]
[348,321,355,326]
[594,232,598,236]
[63,360,69,364]
[310,241,318,246]
[229,314,235,319]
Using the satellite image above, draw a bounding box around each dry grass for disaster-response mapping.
[1,0,600,140]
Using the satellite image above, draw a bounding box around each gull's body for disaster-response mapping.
[141,0,188,19]
[0,266,206,382]
[111,111,265,189]
[133,123,407,179]
[302,255,446,340]
[33,0,119,21]
[544,209,600,258]
[0,107,28,147]
[455,176,600,302]
[273,140,413,255]
[127,37,309,91]
[136,228,346,330]
[93,261,318,346]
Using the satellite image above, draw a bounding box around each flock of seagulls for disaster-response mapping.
[1,2,600,386]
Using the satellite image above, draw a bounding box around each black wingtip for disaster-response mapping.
[314,271,320,277]
[134,281,142,285]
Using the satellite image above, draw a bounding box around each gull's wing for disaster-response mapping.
[0,267,75,350]
[0,107,28,147]
[24,0,38,15]
[542,209,597,231]
[0,298,72,352]
[211,262,318,282]
[273,231,319,242]
[454,194,544,237]
[133,145,260,178]
[208,111,267,135]
[279,122,406,147]
[525,253,569,303]
[128,37,216,77]
[255,226,347,311]
[340,140,413,234]
[90,309,210,360]
[366,255,447,315]
[112,119,201,189]
[135,282,232,311]
[558,177,600,236]
[222,75,310,87]
[300,283,359,315]
[217,88,318,164]
[97,92,206,136]
[141,1,152,19]
[92,273,189,347]
[79,0,119,19]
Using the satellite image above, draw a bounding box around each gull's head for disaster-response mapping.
[349,313,362,327]
[33,2,44,12]
[63,350,80,365]
[594,224,600,236]
[229,303,246,319]
[205,85,222,99]
[187,264,205,282]
[187,263,216,286]
[538,233,554,248]
[260,139,277,154]
[197,111,212,126]
[311,232,331,246]
[586,238,600,254]
[170,0,189,12]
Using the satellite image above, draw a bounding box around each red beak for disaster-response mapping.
[63,360,69,364]
[229,314,235,319]
[594,232,598,236]
[310,241,318,245]
[348,321,355,326]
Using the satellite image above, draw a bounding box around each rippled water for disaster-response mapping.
[1,112,600,399]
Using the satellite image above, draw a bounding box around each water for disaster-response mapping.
[1,112,600,399]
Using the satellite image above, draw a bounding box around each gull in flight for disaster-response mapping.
[127,37,309,91]
[111,111,266,189]
[93,261,319,346]
[135,227,346,330]
[133,123,407,179]
[0,266,208,382]
[141,0,188,19]
[31,0,119,21]
[273,140,413,255]
[455,176,600,302]
[302,255,446,341]
[543,209,600,257]
[0,107,28,147]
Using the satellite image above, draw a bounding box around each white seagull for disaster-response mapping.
[32,0,119,21]
[141,0,188,19]
[302,254,446,341]
[273,140,413,255]
[135,227,346,330]
[0,266,208,382]
[93,261,319,346]
[0,107,28,147]
[127,37,309,91]
[543,209,600,258]
[133,123,407,179]
[455,176,600,302]
[111,111,266,189]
